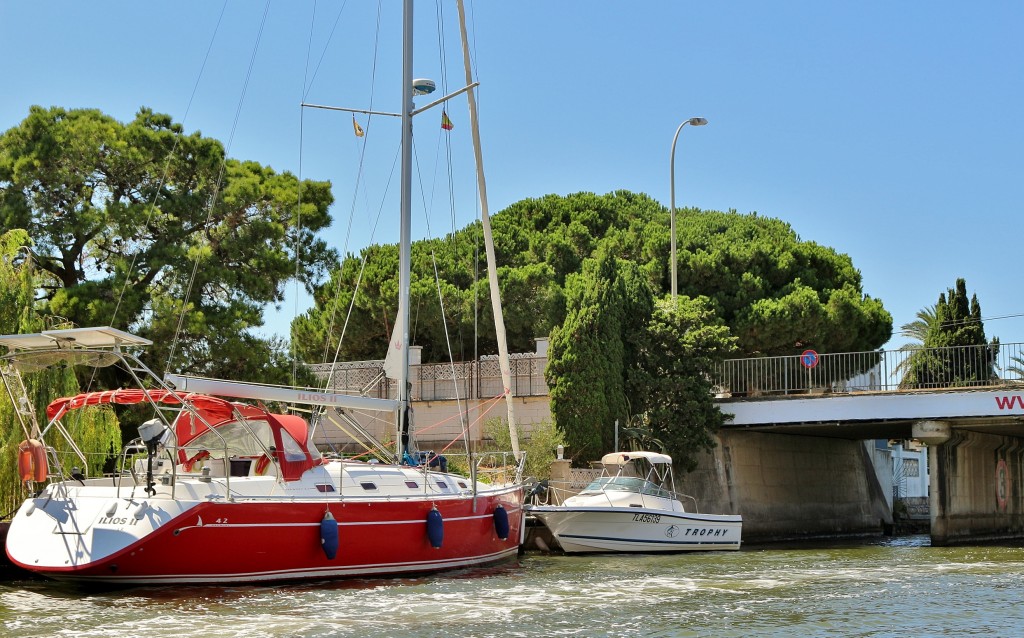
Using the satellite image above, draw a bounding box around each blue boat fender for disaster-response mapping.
[426,507,444,549]
[321,510,339,560]
[493,505,510,541]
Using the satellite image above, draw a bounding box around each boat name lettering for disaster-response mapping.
[96,516,139,526]
[685,527,728,537]
[298,392,339,403]
[632,513,661,524]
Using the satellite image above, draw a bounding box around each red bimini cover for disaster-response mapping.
[46,388,322,480]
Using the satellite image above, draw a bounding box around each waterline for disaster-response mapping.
[3,537,1023,637]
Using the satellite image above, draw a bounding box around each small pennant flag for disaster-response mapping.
[352,115,365,138]
[441,110,454,131]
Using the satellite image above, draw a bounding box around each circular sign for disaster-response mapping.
[800,349,819,369]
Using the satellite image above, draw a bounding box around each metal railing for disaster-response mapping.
[309,342,1024,402]
[713,342,1024,397]
[310,353,550,402]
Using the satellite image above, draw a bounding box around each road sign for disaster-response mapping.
[800,349,819,369]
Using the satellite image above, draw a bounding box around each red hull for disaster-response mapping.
[7,491,523,585]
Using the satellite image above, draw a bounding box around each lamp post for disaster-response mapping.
[669,117,707,303]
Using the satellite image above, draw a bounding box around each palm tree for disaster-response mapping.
[1006,354,1024,382]
[892,305,936,387]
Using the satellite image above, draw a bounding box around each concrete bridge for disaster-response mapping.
[699,387,1024,545]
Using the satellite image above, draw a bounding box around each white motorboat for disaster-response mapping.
[528,451,741,553]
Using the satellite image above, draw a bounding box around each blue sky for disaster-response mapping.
[2,1,1022,352]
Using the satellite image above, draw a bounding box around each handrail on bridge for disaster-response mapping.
[310,342,1024,402]
[713,342,1024,398]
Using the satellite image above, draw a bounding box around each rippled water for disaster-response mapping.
[3,536,1024,637]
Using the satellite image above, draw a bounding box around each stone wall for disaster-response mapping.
[313,395,551,452]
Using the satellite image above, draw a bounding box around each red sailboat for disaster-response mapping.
[2,0,525,585]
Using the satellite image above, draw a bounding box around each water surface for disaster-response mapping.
[3,536,1023,637]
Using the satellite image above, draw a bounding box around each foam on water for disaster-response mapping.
[3,537,1024,637]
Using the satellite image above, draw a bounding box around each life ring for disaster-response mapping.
[17,439,48,483]
[183,450,210,472]
[255,454,272,476]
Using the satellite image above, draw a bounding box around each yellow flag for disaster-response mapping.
[352,116,365,138]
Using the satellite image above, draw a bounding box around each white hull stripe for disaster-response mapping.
[173,512,503,533]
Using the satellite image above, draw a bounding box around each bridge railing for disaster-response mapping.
[310,353,550,402]
[713,342,1024,397]
[310,342,1024,401]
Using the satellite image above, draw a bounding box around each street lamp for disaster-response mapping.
[669,116,707,303]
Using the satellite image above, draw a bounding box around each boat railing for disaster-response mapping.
[0,328,240,501]
[541,467,602,505]
[474,450,525,486]
[678,492,700,514]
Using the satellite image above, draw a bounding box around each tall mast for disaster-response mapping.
[396,0,414,457]
[455,0,521,462]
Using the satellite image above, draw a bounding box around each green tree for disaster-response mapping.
[545,249,736,468]
[545,252,629,462]
[892,304,936,385]
[627,296,737,471]
[0,230,120,515]
[293,222,565,365]
[295,192,891,367]
[903,279,998,388]
[674,209,891,357]
[0,106,336,381]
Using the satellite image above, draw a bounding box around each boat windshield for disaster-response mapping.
[582,476,674,499]
[182,419,274,460]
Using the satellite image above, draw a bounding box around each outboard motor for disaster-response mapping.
[137,418,171,496]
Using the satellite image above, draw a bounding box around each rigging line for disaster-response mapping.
[413,132,473,459]
[301,0,319,97]
[301,0,350,102]
[430,394,508,457]
[322,143,402,396]
[291,1,324,386]
[166,0,273,375]
[318,0,384,369]
[291,102,306,387]
[436,3,472,457]
[434,0,449,95]
[106,0,228,336]
[89,0,229,399]
[936,313,1024,329]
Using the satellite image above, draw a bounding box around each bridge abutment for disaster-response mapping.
[678,431,891,542]
[929,429,1024,545]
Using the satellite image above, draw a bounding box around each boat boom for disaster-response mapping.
[164,374,401,412]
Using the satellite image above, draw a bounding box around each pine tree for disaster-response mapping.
[903,278,998,387]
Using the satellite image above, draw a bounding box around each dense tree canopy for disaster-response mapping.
[0,106,336,380]
[674,210,891,356]
[295,190,891,364]
[292,223,567,364]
